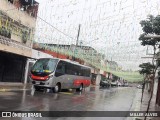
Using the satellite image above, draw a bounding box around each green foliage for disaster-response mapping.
[153,15,160,35]
[21,30,28,43]
[0,26,11,38]
[139,15,160,46]
[139,62,155,75]
[140,15,154,34]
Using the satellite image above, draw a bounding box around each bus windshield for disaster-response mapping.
[31,58,58,74]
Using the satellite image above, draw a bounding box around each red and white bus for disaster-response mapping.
[30,58,91,92]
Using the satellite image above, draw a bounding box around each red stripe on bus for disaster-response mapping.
[31,74,49,81]
[74,79,91,86]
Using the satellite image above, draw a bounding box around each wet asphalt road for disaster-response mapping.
[0,86,137,120]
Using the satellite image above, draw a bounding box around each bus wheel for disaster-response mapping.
[76,84,83,92]
[34,86,40,91]
[54,83,61,93]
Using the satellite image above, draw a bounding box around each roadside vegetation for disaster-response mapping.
[139,15,160,120]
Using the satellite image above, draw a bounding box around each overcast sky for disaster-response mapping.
[35,0,160,70]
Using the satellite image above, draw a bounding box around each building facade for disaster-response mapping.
[0,0,39,83]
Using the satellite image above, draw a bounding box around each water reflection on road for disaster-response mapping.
[0,86,137,120]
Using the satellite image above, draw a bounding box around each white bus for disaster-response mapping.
[30,58,91,92]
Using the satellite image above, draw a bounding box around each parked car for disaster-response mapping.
[122,81,128,87]
[137,84,143,89]
[100,79,111,87]
[111,80,118,87]
[118,81,123,86]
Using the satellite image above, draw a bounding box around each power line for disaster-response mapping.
[37,16,76,40]
[2,5,80,45]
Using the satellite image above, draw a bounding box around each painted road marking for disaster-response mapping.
[0,89,29,92]
[0,89,8,92]
[60,92,73,95]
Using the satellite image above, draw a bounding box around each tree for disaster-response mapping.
[139,15,160,120]
[139,15,160,57]
[139,62,155,102]
[139,62,155,75]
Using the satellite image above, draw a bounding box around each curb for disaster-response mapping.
[0,88,31,92]
[133,89,143,120]
[126,89,142,120]
[0,83,32,92]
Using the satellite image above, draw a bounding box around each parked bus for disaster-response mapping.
[30,58,91,92]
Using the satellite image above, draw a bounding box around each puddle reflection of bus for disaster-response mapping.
[29,58,91,92]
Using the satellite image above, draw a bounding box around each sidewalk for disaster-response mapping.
[135,89,160,120]
[142,90,160,120]
[0,82,32,92]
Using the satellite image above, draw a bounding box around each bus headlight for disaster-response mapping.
[46,75,54,81]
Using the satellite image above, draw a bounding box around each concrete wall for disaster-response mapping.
[156,79,160,106]
[154,78,158,95]
[153,68,159,102]
[0,0,37,57]
[11,34,22,43]
[153,68,159,96]
[32,49,53,59]
[96,74,101,85]
[0,35,32,57]
[0,0,36,28]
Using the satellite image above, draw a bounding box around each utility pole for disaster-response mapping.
[72,24,81,61]
[76,24,81,46]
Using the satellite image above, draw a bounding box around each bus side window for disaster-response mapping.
[66,63,74,75]
[81,67,90,77]
[73,65,79,76]
[79,72,81,76]
[55,61,66,76]
[86,68,91,77]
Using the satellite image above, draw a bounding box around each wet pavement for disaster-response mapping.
[0,86,138,120]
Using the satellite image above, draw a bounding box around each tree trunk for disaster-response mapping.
[144,49,158,120]
[156,77,160,106]
[141,75,147,103]
[144,75,155,120]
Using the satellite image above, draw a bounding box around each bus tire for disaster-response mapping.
[76,84,83,92]
[54,83,61,93]
[34,86,40,91]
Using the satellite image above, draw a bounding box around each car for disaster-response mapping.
[111,80,118,87]
[100,79,111,87]
[122,82,128,87]
[137,84,143,89]
[118,81,122,86]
